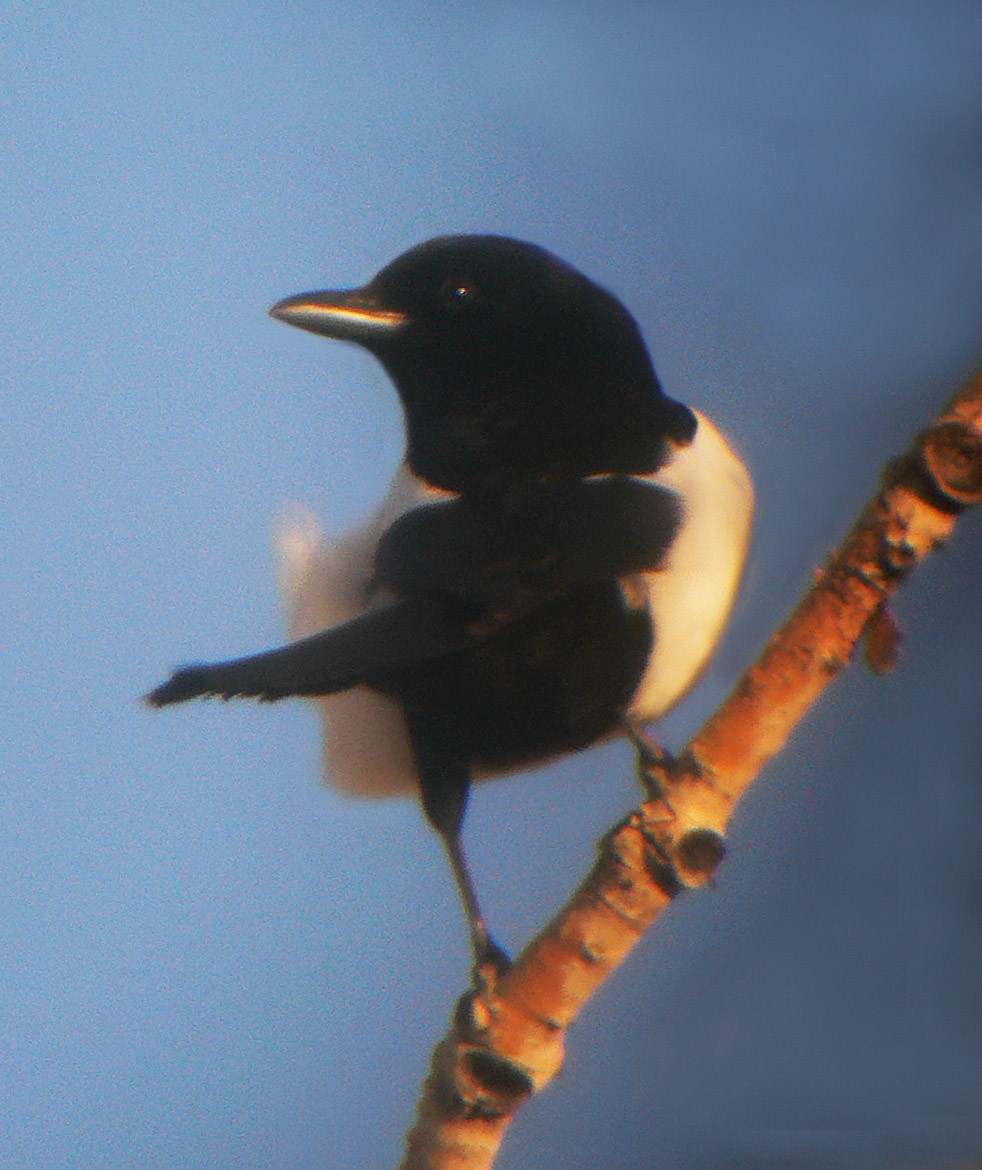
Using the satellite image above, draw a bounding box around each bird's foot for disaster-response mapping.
[470,930,512,990]
[619,714,675,802]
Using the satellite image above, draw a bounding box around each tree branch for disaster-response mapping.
[397,369,982,1170]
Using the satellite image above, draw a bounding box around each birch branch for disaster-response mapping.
[398,368,982,1170]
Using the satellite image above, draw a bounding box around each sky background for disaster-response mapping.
[2,3,981,1168]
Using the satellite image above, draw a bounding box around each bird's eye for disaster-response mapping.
[439,277,481,310]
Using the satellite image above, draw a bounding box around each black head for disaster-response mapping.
[271,235,695,492]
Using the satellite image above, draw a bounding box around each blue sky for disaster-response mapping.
[2,4,980,1168]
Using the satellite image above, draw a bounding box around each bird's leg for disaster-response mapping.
[406,691,512,980]
[619,713,675,803]
[439,826,511,979]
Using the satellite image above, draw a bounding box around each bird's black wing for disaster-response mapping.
[147,478,679,708]
[374,476,682,617]
[146,594,474,707]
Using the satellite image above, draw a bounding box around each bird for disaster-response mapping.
[147,235,753,971]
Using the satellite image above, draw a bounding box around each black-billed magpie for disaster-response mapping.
[148,236,753,968]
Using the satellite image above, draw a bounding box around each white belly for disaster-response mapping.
[625,411,754,720]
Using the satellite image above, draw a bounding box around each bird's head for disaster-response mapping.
[271,235,694,493]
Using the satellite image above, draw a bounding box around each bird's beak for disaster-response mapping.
[269,288,408,342]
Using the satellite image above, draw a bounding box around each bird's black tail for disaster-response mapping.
[146,596,473,707]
